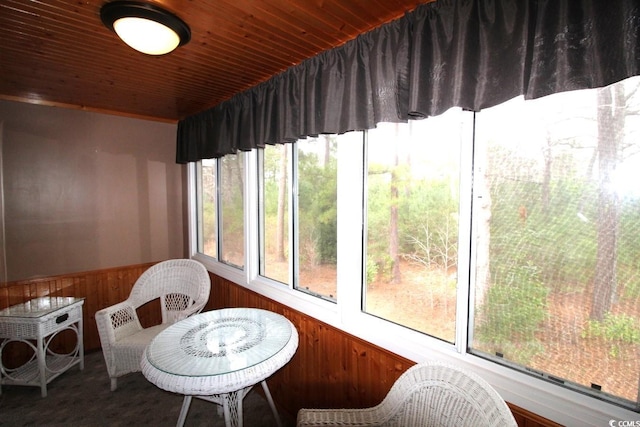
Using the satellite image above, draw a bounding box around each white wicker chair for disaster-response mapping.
[296,361,517,427]
[95,259,211,391]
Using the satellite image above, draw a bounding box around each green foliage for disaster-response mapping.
[262,146,286,217]
[489,178,597,292]
[583,313,640,344]
[487,154,640,297]
[477,261,549,359]
[622,278,640,300]
[400,179,458,270]
[366,169,459,272]
[366,172,392,267]
[202,200,216,242]
[376,254,394,282]
[618,198,640,299]
[583,312,640,358]
[476,139,640,365]
[365,255,379,284]
[297,140,338,265]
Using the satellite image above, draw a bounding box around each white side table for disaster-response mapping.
[0,296,85,397]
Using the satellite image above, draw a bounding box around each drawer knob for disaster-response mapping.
[56,313,69,324]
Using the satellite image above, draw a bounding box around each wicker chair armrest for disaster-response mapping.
[182,300,206,318]
[95,300,142,345]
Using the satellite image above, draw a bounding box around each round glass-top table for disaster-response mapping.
[141,308,298,427]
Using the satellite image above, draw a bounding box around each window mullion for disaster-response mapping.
[215,159,223,261]
[456,111,476,353]
[337,131,366,322]
[188,161,200,257]
[245,149,258,283]
[290,143,297,289]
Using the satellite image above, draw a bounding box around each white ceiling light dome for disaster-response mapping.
[100,1,190,55]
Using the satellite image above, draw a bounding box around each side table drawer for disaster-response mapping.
[0,304,83,339]
[41,304,83,336]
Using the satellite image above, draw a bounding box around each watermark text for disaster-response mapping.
[609,421,640,427]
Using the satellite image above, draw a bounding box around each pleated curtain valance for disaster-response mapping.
[176,0,640,163]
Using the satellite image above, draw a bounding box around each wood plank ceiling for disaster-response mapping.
[0,0,429,122]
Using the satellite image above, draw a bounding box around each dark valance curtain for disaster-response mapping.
[177,0,640,163]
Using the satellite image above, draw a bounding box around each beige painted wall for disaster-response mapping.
[0,100,185,282]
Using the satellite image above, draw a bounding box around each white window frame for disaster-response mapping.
[186,124,639,425]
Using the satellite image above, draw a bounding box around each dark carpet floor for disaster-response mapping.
[0,350,296,427]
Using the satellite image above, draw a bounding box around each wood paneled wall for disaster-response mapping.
[207,274,562,427]
[207,274,415,411]
[0,264,560,427]
[0,263,158,355]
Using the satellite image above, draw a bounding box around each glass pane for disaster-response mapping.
[471,77,640,408]
[260,144,290,285]
[296,136,338,300]
[200,159,217,258]
[365,116,463,343]
[219,154,244,268]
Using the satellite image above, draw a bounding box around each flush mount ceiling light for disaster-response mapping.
[100,1,191,55]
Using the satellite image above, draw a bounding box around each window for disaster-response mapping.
[198,158,217,258]
[196,155,245,268]
[191,76,640,416]
[471,77,640,408]
[259,144,291,284]
[258,136,339,300]
[364,116,466,343]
